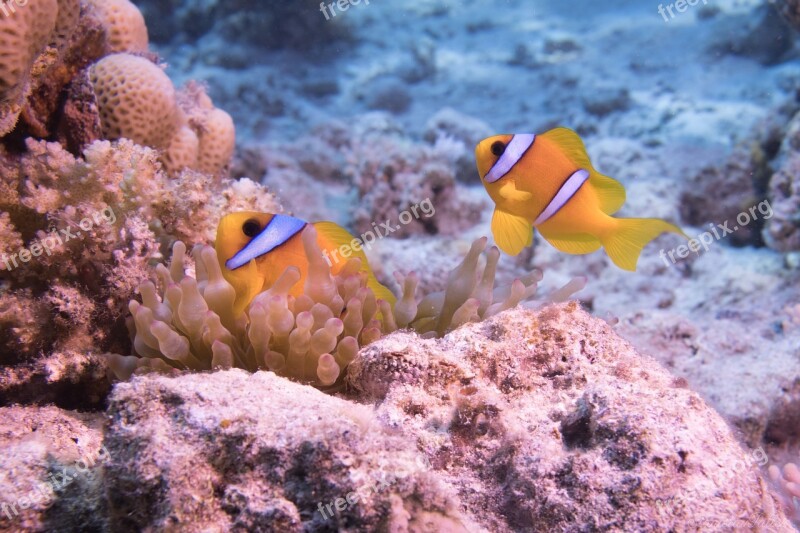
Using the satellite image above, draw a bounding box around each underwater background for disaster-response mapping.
[1,0,800,530]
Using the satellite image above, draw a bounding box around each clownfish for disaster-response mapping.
[216,212,395,314]
[475,128,686,270]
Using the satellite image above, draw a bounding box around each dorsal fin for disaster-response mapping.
[541,127,626,215]
[313,221,397,305]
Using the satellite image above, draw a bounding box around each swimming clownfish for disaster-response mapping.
[216,212,396,315]
[475,128,686,270]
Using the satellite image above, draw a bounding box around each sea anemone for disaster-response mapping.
[769,461,800,525]
[111,227,586,388]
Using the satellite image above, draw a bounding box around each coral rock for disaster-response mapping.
[103,370,470,532]
[347,304,796,532]
[0,406,107,532]
[98,305,797,532]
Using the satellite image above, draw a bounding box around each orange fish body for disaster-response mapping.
[216,212,395,314]
[475,128,686,270]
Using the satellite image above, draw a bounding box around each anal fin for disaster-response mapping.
[538,229,602,255]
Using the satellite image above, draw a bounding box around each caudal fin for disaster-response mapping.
[600,218,686,271]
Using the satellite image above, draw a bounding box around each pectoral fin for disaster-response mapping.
[491,208,533,256]
[233,259,263,315]
[497,181,534,203]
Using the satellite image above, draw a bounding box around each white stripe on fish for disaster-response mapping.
[484,134,536,183]
[226,214,307,270]
[534,169,590,226]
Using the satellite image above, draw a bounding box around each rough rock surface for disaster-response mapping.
[765,108,800,251]
[0,406,107,532]
[97,304,794,532]
[104,370,470,532]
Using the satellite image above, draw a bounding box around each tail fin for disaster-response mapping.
[600,218,686,271]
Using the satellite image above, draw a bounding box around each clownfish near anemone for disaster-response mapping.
[475,127,687,271]
[216,212,395,315]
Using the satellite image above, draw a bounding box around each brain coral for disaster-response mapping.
[0,0,57,98]
[196,108,236,175]
[89,53,178,150]
[84,0,148,53]
[0,0,59,134]
[162,125,200,176]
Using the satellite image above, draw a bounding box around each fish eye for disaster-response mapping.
[491,141,506,157]
[242,219,261,238]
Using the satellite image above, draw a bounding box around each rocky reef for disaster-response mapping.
[1,0,800,531]
[2,306,796,531]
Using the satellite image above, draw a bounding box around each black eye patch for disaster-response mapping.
[491,141,507,157]
[242,219,261,238]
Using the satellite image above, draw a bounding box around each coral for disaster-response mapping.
[344,304,795,531]
[93,305,795,531]
[679,145,767,247]
[87,59,236,176]
[102,370,468,531]
[0,405,107,532]
[0,0,87,137]
[769,461,800,525]
[161,125,199,176]
[765,108,800,251]
[196,108,236,176]
[0,138,279,407]
[424,107,493,182]
[89,54,178,150]
[672,100,800,251]
[115,231,584,388]
[0,3,235,178]
[0,0,59,134]
[344,125,486,237]
[0,0,57,98]
[83,0,148,54]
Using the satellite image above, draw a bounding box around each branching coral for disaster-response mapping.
[0,137,279,406]
[115,228,585,388]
